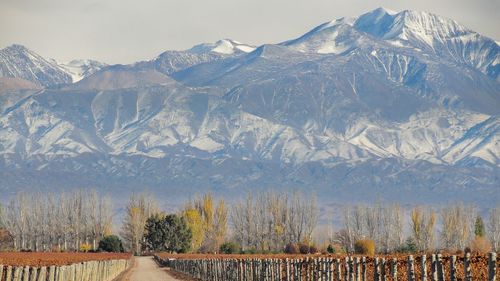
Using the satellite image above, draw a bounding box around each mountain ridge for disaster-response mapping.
[0,8,498,206]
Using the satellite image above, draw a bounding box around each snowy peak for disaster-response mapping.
[282,18,361,54]
[354,8,469,40]
[353,7,400,38]
[280,8,499,80]
[58,59,107,83]
[188,39,256,55]
[353,8,499,80]
[0,44,72,86]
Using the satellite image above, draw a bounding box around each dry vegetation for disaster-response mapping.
[0,252,131,266]
[156,253,498,281]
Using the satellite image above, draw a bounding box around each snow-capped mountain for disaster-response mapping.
[0,8,498,206]
[0,44,107,85]
[58,59,107,83]
[189,39,256,55]
[0,44,72,86]
[131,39,256,76]
[353,8,499,80]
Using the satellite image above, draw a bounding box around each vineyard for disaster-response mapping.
[155,252,498,281]
[0,252,131,281]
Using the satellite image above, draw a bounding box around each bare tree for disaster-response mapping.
[342,203,404,253]
[0,190,113,252]
[232,190,317,252]
[440,203,475,251]
[121,192,158,254]
[342,205,365,253]
[488,206,500,251]
[410,206,436,252]
[231,193,257,250]
[287,191,318,245]
[379,203,404,253]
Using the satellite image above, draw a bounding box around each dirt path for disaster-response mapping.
[120,256,182,281]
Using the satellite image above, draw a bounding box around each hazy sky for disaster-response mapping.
[1,0,499,64]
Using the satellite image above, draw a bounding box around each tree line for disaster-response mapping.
[0,190,112,251]
[1,190,499,255]
[339,203,499,254]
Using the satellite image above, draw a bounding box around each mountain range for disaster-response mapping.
[0,8,498,207]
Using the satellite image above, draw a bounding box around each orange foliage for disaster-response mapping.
[355,239,376,255]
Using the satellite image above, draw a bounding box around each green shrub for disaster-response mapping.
[397,237,417,253]
[98,235,124,252]
[327,244,335,254]
[220,242,241,254]
[354,239,375,255]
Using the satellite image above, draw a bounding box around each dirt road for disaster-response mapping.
[120,256,181,281]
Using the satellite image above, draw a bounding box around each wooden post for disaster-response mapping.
[6,266,13,281]
[354,257,360,281]
[431,254,437,281]
[345,257,350,281]
[313,258,318,281]
[336,258,341,281]
[421,255,427,281]
[13,266,22,281]
[349,257,355,281]
[380,258,386,281]
[38,266,47,281]
[0,265,3,281]
[324,258,328,281]
[286,258,290,281]
[489,252,497,281]
[29,266,38,281]
[297,259,302,281]
[23,266,30,281]
[436,254,445,281]
[408,255,415,281]
[362,257,366,281]
[391,258,397,281]
[306,257,311,281]
[374,257,380,281]
[327,259,331,281]
[450,255,456,281]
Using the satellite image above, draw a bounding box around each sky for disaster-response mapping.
[1,0,499,64]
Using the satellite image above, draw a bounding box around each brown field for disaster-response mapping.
[156,253,498,281]
[0,252,132,266]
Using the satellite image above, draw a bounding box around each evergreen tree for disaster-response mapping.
[474,215,486,237]
[143,213,192,253]
[143,213,166,252]
[98,235,124,252]
[163,214,192,253]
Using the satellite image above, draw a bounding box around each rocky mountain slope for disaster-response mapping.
[0,8,498,206]
[0,45,106,85]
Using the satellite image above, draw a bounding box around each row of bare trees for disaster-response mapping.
[231,191,318,252]
[339,203,500,253]
[1,189,498,255]
[0,190,112,251]
[341,203,404,253]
